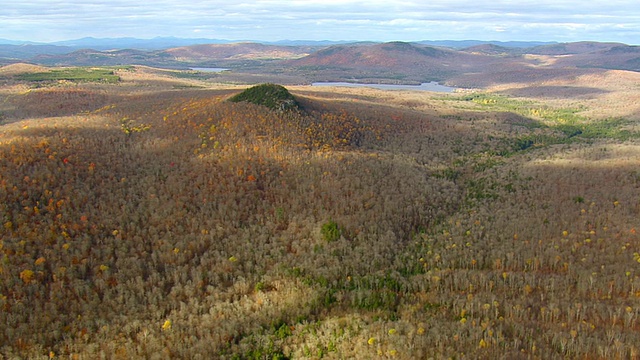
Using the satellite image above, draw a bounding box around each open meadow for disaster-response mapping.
[1,64,640,359]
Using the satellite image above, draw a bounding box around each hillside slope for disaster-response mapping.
[1,70,640,358]
[284,41,500,83]
[164,42,311,62]
[284,41,640,86]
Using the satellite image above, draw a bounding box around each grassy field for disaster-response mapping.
[1,65,640,359]
[12,67,129,83]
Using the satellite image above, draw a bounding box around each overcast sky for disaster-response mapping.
[2,0,639,44]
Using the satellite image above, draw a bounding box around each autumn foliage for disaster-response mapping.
[1,69,640,359]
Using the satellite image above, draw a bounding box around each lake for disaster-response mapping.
[191,67,229,72]
[312,81,457,93]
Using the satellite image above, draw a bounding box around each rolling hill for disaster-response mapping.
[282,41,499,84]
[460,44,522,56]
[30,48,174,67]
[290,42,449,67]
[2,39,640,87]
[26,42,314,68]
[551,44,640,71]
[279,41,640,86]
[163,42,312,62]
[0,44,76,61]
[527,41,627,55]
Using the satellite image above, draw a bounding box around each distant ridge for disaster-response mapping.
[49,37,234,50]
[460,44,521,55]
[526,41,627,55]
[416,40,557,48]
[0,44,76,60]
[2,39,639,87]
[0,38,42,46]
[284,41,495,84]
[164,43,311,62]
[289,41,476,67]
[268,40,361,46]
[0,37,559,51]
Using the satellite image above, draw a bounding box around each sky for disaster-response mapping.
[1,0,639,44]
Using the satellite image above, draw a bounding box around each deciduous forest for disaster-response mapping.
[1,64,640,359]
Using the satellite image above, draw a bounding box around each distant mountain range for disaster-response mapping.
[0,36,559,50]
[0,37,384,55]
[0,37,559,59]
[1,37,639,88]
[418,40,556,48]
[0,37,578,67]
[0,37,233,50]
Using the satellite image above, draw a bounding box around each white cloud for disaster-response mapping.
[0,0,639,43]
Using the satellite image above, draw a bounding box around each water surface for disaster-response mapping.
[191,67,229,72]
[312,81,456,92]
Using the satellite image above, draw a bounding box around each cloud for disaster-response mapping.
[1,0,639,43]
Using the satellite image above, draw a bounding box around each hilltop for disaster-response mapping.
[228,83,301,111]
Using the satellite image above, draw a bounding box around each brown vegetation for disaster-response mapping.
[285,41,640,86]
[164,43,311,62]
[1,65,640,359]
